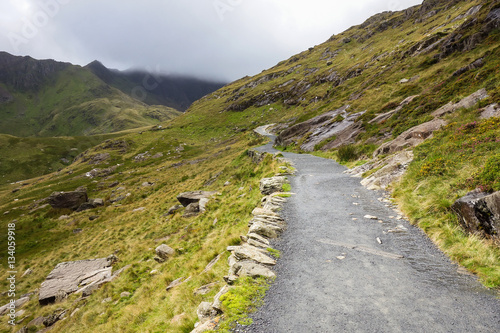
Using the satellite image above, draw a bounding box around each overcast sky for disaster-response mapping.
[0,0,422,81]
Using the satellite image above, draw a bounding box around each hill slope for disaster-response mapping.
[0,52,181,137]
[85,60,227,111]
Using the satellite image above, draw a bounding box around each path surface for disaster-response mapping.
[241,127,500,332]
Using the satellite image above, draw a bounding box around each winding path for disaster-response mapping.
[242,126,500,332]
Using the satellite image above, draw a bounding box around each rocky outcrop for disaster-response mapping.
[38,255,119,305]
[275,105,366,152]
[47,187,88,210]
[176,191,217,207]
[452,57,485,77]
[480,104,500,119]
[346,151,414,191]
[247,149,268,164]
[452,191,500,244]
[0,296,30,315]
[259,176,287,195]
[439,5,500,59]
[431,88,489,118]
[369,95,419,125]
[373,89,488,158]
[351,89,490,192]
[176,190,217,217]
[373,119,446,157]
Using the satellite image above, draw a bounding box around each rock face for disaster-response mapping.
[38,256,117,305]
[452,191,500,244]
[347,151,414,191]
[47,188,88,210]
[275,105,365,151]
[480,104,500,119]
[431,88,489,118]
[374,118,446,157]
[369,95,419,125]
[259,176,287,195]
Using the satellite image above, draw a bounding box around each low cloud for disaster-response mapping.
[0,0,421,81]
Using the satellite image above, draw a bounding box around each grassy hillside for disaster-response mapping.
[0,53,181,137]
[175,0,500,286]
[0,0,499,332]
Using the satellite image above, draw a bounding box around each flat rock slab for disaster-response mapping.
[229,244,276,266]
[177,191,217,207]
[39,257,114,305]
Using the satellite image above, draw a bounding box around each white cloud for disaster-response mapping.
[0,0,422,81]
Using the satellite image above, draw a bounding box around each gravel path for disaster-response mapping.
[239,129,500,332]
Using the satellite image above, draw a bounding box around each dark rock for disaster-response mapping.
[89,215,99,221]
[75,202,96,212]
[452,58,485,77]
[48,188,88,210]
[43,309,67,327]
[176,191,217,207]
[452,191,500,243]
[87,153,110,165]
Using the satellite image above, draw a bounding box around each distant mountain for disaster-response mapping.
[85,60,226,111]
[0,52,223,137]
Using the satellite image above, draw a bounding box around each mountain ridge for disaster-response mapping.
[0,52,225,137]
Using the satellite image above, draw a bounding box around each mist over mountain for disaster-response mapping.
[85,60,227,111]
[0,52,224,137]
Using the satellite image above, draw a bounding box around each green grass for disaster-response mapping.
[0,123,286,332]
[393,111,500,287]
[0,66,181,137]
[215,277,272,332]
